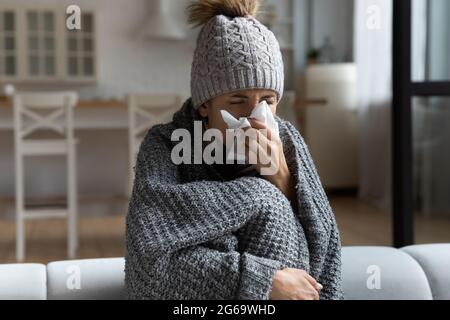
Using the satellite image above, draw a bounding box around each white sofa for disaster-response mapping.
[0,244,449,300]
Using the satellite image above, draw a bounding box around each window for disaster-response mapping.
[412,0,450,82]
[0,6,96,82]
[0,10,17,77]
[67,12,95,78]
[26,10,56,77]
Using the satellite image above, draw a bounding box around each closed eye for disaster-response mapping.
[260,94,277,105]
[264,98,276,105]
[229,100,245,105]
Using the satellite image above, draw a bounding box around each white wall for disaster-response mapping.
[311,0,354,62]
[78,0,194,100]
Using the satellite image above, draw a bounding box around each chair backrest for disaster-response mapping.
[128,94,181,142]
[127,94,181,194]
[13,91,78,140]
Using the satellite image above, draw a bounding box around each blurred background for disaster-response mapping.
[0,0,448,263]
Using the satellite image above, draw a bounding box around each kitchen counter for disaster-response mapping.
[0,96,126,109]
[0,97,129,130]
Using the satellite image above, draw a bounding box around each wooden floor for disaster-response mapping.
[332,196,450,246]
[0,196,449,264]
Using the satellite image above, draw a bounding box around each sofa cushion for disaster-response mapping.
[0,263,46,300]
[46,258,125,300]
[401,244,450,300]
[342,246,432,300]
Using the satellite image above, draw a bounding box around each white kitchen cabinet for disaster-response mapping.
[0,5,97,83]
[303,63,359,189]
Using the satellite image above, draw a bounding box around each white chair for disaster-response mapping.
[127,94,181,195]
[13,91,79,262]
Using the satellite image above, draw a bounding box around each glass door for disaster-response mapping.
[393,0,450,247]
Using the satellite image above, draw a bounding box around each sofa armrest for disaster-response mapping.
[401,244,450,300]
[0,264,47,300]
[342,246,432,300]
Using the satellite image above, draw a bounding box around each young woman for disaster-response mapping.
[125,0,343,300]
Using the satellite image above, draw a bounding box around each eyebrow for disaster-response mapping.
[229,94,249,99]
[229,94,276,99]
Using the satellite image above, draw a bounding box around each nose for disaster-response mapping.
[241,98,259,118]
[248,96,259,108]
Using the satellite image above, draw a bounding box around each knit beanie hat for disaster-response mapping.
[188,0,284,109]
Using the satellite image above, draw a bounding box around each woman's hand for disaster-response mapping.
[243,119,297,205]
[269,268,323,300]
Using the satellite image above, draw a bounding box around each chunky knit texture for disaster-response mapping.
[190,14,284,109]
[125,98,343,300]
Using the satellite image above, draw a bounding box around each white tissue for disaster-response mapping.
[220,101,279,162]
[220,100,279,136]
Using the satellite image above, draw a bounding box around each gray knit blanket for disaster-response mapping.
[125,98,343,300]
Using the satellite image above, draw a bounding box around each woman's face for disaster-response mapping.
[197,89,278,141]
